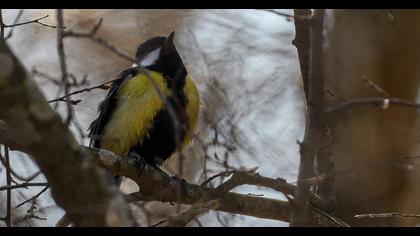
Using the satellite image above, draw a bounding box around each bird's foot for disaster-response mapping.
[170,175,188,187]
[128,151,146,175]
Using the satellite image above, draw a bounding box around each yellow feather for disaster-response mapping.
[100,71,168,155]
[183,75,200,148]
[100,71,200,156]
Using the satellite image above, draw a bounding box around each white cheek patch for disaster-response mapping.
[139,47,161,67]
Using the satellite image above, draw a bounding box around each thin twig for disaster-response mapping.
[3,14,59,29]
[32,68,61,85]
[15,185,49,208]
[310,205,350,227]
[4,145,12,226]
[0,155,41,182]
[355,212,420,219]
[201,168,296,197]
[21,199,47,221]
[48,78,117,103]
[256,9,295,21]
[362,77,391,98]
[0,182,48,191]
[326,97,420,113]
[56,9,73,126]
[150,219,169,227]
[5,9,24,39]
[166,200,220,227]
[200,170,235,187]
[0,9,5,39]
[326,89,347,102]
[63,18,134,63]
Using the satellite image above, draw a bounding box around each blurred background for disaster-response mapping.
[0,9,304,226]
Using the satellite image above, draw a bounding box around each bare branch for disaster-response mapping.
[90,147,291,222]
[208,169,296,196]
[328,74,420,113]
[0,37,136,226]
[15,185,49,208]
[3,14,59,29]
[48,78,117,104]
[5,9,24,39]
[292,9,312,102]
[0,116,291,223]
[165,200,220,227]
[0,155,41,181]
[63,18,134,63]
[362,77,391,98]
[0,10,4,39]
[21,199,47,221]
[56,10,73,126]
[355,213,420,219]
[3,145,12,226]
[0,182,48,191]
[310,205,350,227]
[326,89,347,102]
[200,170,235,187]
[290,9,314,227]
[326,97,420,113]
[256,9,294,21]
[291,9,335,226]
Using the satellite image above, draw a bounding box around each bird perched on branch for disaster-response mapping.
[88,31,200,172]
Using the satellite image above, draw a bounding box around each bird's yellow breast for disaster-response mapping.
[100,71,199,156]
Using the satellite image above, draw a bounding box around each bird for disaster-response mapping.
[88,31,200,173]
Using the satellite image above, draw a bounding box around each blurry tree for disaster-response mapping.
[1,9,420,227]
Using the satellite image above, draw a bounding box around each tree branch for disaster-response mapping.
[0,38,136,226]
[165,200,220,227]
[89,147,291,222]
[256,9,294,21]
[355,212,420,219]
[47,78,116,104]
[62,18,134,63]
[0,118,292,223]
[327,97,420,113]
[207,169,296,195]
[291,9,335,226]
[56,10,72,126]
[5,9,24,40]
[15,185,49,208]
[3,15,58,29]
[292,9,312,96]
[0,182,48,191]
[3,145,12,226]
[0,10,5,39]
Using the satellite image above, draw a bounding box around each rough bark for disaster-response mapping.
[0,39,136,227]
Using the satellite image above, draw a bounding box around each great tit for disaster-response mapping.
[88,31,200,168]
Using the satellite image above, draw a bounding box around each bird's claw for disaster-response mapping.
[170,175,187,187]
[128,151,146,175]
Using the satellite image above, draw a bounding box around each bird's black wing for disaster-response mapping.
[88,67,139,148]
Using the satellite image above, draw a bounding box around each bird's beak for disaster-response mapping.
[167,31,175,44]
[161,31,176,54]
[162,31,175,52]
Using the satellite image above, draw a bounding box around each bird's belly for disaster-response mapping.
[100,85,165,155]
[99,73,199,165]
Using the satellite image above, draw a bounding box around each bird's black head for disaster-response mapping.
[134,31,186,80]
